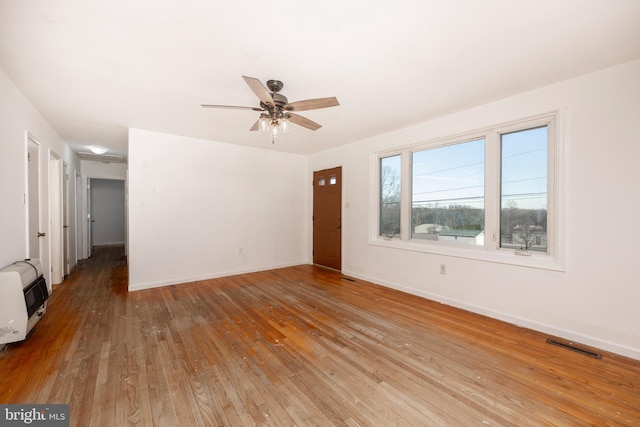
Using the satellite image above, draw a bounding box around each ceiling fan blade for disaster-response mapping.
[287,112,322,131]
[242,76,274,107]
[201,104,264,111]
[284,97,339,112]
[249,120,259,131]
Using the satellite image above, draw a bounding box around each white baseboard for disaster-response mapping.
[342,269,640,361]
[93,242,125,247]
[128,261,307,292]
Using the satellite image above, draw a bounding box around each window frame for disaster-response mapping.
[371,112,564,271]
[379,153,403,239]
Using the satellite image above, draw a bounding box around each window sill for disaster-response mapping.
[369,237,565,272]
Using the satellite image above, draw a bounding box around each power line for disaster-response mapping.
[413,184,483,196]
[413,147,545,178]
[413,160,483,177]
[413,191,547,205]
[413,176,545,197]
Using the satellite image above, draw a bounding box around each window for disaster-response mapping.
[380,155,401,238]
[374,114,561,269]
[500,126,548,252]
[412,138,485,245]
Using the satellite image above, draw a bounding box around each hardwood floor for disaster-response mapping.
[1,246,638,426]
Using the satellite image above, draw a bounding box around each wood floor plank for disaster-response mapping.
[1,246,639,426]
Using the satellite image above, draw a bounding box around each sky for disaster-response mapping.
[382,126,547,209]
[408,125,548,211]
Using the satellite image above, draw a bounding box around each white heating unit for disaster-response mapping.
[0,259,48,345]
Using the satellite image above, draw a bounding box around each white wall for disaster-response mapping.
[0,68,80,285]
[128,129,308,290]
[81,160,127,180]
[309,59,640,360]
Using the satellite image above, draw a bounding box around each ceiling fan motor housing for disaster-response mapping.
[261,92,288,110]
[261,81,288,120]
[266,79,284,93]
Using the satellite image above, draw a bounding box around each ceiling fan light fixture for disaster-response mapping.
[258,114,270,132]
[280,116,290,133]
[90,146,107,154]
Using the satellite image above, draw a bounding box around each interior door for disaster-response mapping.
[63,162,70,276]
[27,135,42,261]
[75,172,83,261]
[49,151,63,285]
[87,178,92,257]
[313,166,342,270]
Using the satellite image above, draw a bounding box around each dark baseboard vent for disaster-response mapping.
[341,276,356,282]
[546,338,602,359]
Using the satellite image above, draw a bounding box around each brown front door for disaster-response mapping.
[313,167,342,270]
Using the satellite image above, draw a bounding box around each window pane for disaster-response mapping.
[380,155,401,237]
[500,126,547,252]
[412,139,485,245]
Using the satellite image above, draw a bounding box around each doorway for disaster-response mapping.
[90,179,126,248]
[313,166,342,270]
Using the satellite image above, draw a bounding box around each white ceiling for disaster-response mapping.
[1,0,639,156]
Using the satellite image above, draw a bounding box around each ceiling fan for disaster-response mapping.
[202,76,339,141]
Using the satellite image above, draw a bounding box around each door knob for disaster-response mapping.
[37,232,46,238]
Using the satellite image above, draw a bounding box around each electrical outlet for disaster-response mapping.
[440,264,446,274]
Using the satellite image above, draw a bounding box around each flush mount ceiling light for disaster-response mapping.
[89,146,107,154]
[202,76,339,143]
